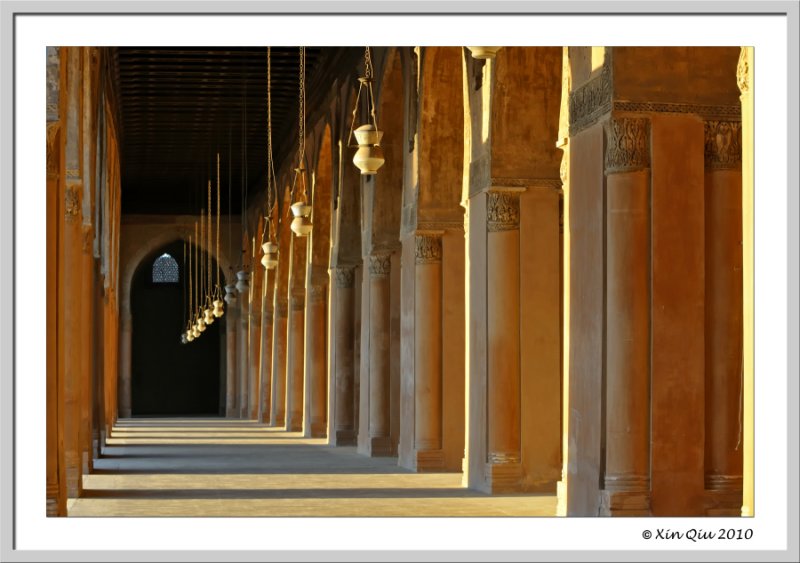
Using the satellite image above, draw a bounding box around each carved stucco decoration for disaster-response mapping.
[604,117,650,174]
[704,120,742,170]
[486,191,520,232]
[65,186,80,220]
[736,47,750,95]
[415,234,442,264]
[334,266,355,289]
[47,47,60,122]
[568,52,741,135]
[613,101,740,120]
[368,252,392,278]
[491,177,562,190]
[568,60,612,135]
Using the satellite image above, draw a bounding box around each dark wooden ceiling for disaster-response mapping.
[115,47,347,215]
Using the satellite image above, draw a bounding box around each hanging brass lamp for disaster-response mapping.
[466,47,502,59]
[212,154,225,318]
[262,47,281,268]
[290,164,312,237]
[290,47,313,237]
[348,47,384,175]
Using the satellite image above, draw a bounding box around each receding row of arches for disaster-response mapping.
[47,45,753,518]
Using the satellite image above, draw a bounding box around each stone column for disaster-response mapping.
[224,283,239,418]
[703,120,744,514]
[62,185,85,502]
[286,292,306,431]
[258,273,273,423]
[368,252,393,456]
[412,232,445,470]
[46,117,63,516]
[305,284,328,438]
[484,189,523,491]
[79,225,95,475]
[600,116,652,516]
[270,297,289,426]
[738,46,754,518]
[118,308,132,418]
[332,266,356,445]
[236,271,250,419]
[248,305,260,420]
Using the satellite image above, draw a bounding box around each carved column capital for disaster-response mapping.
[604,117,650,174]
[487,191,520,232]
[308,284,327,304]
[415,232,443,264]
[65,185,80,220]
[704,120,742,170]
[334,266,355,289]
[368,252,392,278]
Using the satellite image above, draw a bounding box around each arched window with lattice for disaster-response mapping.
[152,253,179,284]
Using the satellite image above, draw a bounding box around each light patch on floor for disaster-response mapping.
[70,418,557,517]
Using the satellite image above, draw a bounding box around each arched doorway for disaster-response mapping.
[130,239,224,416]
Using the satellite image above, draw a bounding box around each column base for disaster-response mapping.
[92,430,100,460]
[65,451,81,498]
[483,462,523,494]
[287,421,303,432]
[414,449,445,472]
[705,474,743,516]
[369,436,394,457]
[271,411,286,428]
[333,429,357,446]
[599,490,651,516]
[309,421,327,438]
[46,483,59,517]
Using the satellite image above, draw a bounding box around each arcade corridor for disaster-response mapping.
[47,45,753,519]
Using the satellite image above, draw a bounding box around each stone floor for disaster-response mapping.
[69,418,557,517]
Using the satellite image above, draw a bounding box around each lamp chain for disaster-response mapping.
[266,47,275,241]
[216,153,221,294]
[364,46,373,79]
[298,46,306,166]
[194,221,199,321]
[207,180,212,305]
[187,234,192,330]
